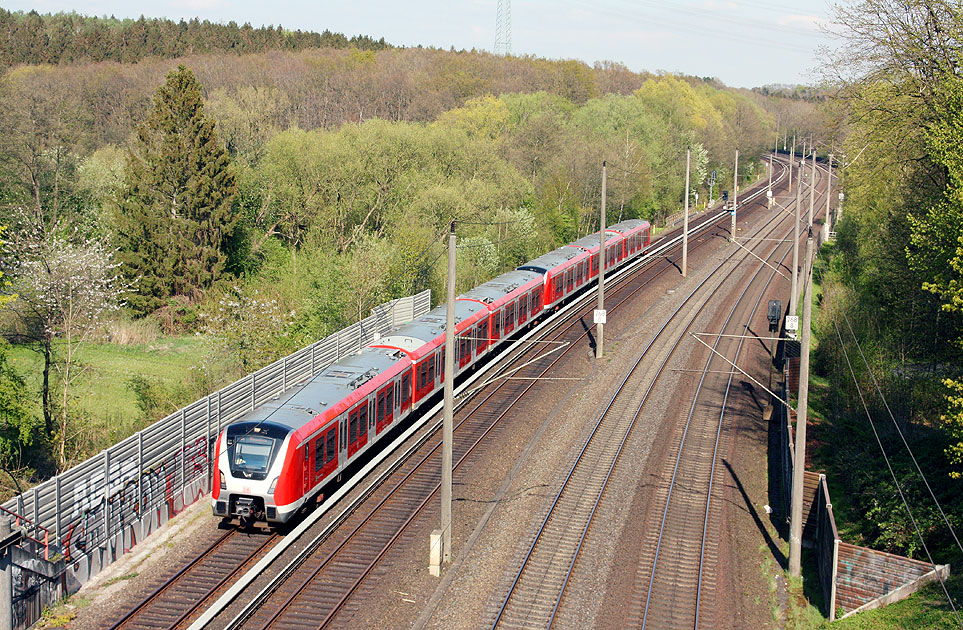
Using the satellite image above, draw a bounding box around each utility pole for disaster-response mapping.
[809,149,816,228]
[441,221,455,564]
[789,228,815,577]
[730,150,738,242]
[791,170,801,315]
[596,162,607,359]
[789,135,795,193]
[825,153,833,234]
[683,148,690,277]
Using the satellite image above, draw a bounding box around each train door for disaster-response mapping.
[302,442,310,495]
[313,422,338,485]
[476,320,490,356]
[504,301,516,334]
[491,311,502,344]
[414,359,432,403]
[375,384,394,434]
[399,370,412,416]
[530,289,541,318]
[566,268,574,293]
[518,295,528,326]
[347,400,369,458]
[458,334,472,369]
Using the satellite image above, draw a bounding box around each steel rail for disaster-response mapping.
[489,159,794,629]
[694,160,830,627]
[109,528,278,630]
[641,163,828,629]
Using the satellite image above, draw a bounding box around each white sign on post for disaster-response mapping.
[593,309,607,325]
[786,315,799,333]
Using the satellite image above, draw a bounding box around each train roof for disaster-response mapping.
[570,230,623,250]
[608,219,650,233]
[516,245,585,275]
[383,301,488,360]
[237,345,407,432]
[459,269,542,305]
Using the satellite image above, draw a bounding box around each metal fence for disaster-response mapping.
[2,290,430,604]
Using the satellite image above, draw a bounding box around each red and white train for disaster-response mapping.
[212,220,651,523]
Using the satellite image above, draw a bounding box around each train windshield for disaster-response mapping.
[226,423,287,480]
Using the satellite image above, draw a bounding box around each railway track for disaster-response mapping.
[634,162,831,630]
[195,165,790,629]
[485,160,808,629]
[109,528,279,630]
[111,158,790,630]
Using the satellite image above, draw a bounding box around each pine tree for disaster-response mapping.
[117,64,237,313]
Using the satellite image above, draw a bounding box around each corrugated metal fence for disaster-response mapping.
[3,289,430,628]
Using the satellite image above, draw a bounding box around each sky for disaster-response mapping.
[9,0,842,88]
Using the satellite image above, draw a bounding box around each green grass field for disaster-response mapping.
[7,335,209,442]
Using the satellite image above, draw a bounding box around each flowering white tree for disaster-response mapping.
[3,219,127,468]
[200,285,295,374]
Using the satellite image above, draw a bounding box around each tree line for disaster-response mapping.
[0,9,390,68]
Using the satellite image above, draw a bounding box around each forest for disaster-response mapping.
[0,9,390,67]
[0,16,822,500]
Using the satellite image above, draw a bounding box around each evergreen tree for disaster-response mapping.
[117,64,237,313]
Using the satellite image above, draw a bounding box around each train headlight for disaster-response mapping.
[268,477,278,494]
[219,474,226,490]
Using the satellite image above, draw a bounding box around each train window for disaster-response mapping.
[506,304,514,329]
[326,429,336,463]
[314,439,324,473]
[531,290,540,314]
[376,391,383,422]
[429,352,437,383]
[478,320,489,351]
[416,362,425,390]
[552,277,561,297]
[386,386,393,412]
[349,412,358,444]
[341,420,346,450]
[359,403,368,436]
[494,313,501,337]
[566,269,573,291]
[401,372,411,402]
[519,295,528,321]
